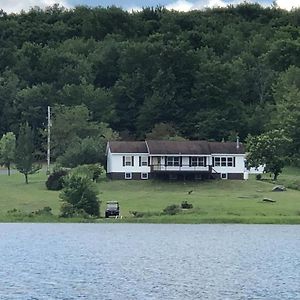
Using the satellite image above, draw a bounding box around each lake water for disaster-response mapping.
[0,224,300,300]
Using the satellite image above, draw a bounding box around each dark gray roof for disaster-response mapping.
[146,140,211,155]
[108,140,245,155]
[209,142,245,154]
[108,141,148,153]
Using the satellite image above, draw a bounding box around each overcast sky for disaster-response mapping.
[1,0,299,14]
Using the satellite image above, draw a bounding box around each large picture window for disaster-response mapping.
[167,157,180,166]
[191,157,206,167]
[213,157,235,167]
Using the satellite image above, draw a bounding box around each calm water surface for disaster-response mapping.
[0,224,300,300]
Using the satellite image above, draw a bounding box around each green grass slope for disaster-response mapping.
[0,167,300,223]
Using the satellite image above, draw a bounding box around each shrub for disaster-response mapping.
[56,136,108,168]
[33,206,53,216]
[59,173,100,217]
[46,169,68,190]
[130,211,161,218]
[7,208,23,216]
[60,202,76,218]
[71,164,104,182]
[87,164,104,182]
[181,201,193,209]
[163,204,181,215]
[256,174,262,180]
[60,202,90,218]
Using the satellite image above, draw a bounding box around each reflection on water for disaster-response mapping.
[0,224,300,299]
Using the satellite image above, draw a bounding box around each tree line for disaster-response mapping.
[0,3,299,177]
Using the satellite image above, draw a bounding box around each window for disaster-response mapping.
[167,157,180,166]
[125,156,132,166]
[191,157,206,167]
[141,173,148,180]
[221,173,228,179]
[125,173,132,180]
[213,157,235,167]
[221,157,227,167]
[141,156,148,166]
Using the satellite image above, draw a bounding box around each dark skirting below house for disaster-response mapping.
[107,172,152,180]
[107,172,244,180]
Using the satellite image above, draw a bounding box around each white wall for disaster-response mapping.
[107,150,246,178]
[212,154,245,174]
[108,153,151,173]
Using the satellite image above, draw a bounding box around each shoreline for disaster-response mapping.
[2,215,300,224]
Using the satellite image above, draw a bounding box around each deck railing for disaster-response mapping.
[150,164,210,172]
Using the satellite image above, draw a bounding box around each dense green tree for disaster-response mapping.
[146,123,185,140]
[60,173,100,217]
[0,70,20,135]
[51,104,118,159]
[0,4,300,162]
[272,66,300,164]
[0,132,16,175]
[57,136,106,168]
[246,130,292,180]
[15,123,41,184]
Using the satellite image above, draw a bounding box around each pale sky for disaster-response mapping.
[0,0,299,13]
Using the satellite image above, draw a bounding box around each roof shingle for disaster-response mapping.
[108,141,148,153]
[146,140,211,155]
[108,140,245,155]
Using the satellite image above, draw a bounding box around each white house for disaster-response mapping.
[106,140,247,180]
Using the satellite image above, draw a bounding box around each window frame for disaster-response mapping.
[141,173,148,180]
[214,156,234,167]
[125,172,132,180]
[191,157,206,167]
[167,156,180,167]
[214,157,221,167]
[221,173,228,180]
[141,156,148,166]
[227,157,233,167]
[125,156,132,166]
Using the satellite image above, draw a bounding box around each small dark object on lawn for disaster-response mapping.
[181,201,193,209]
[272,185,286,192]
[105,201,120,218]
[263,198,276,203]
[188,190,193,194]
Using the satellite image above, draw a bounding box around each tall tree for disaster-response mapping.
[0,132,16,176]
[246,130,291,180]
[60,173,100,217]
[272,66,300,164]
[15,123,41,184]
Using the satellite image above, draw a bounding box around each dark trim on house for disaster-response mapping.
[152,171,211,181]
[210,173,244,180]
[228,173,244,180]
[107,172,151,180]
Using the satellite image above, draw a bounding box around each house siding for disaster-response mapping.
[106,141,247,180]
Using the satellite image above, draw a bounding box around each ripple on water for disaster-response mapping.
[0,224,300,300]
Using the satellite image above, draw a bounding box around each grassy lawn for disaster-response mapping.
[0,167,300,223]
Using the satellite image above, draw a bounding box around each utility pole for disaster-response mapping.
[46,106,51,175]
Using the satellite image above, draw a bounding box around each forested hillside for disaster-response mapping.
[0,3,299,162]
